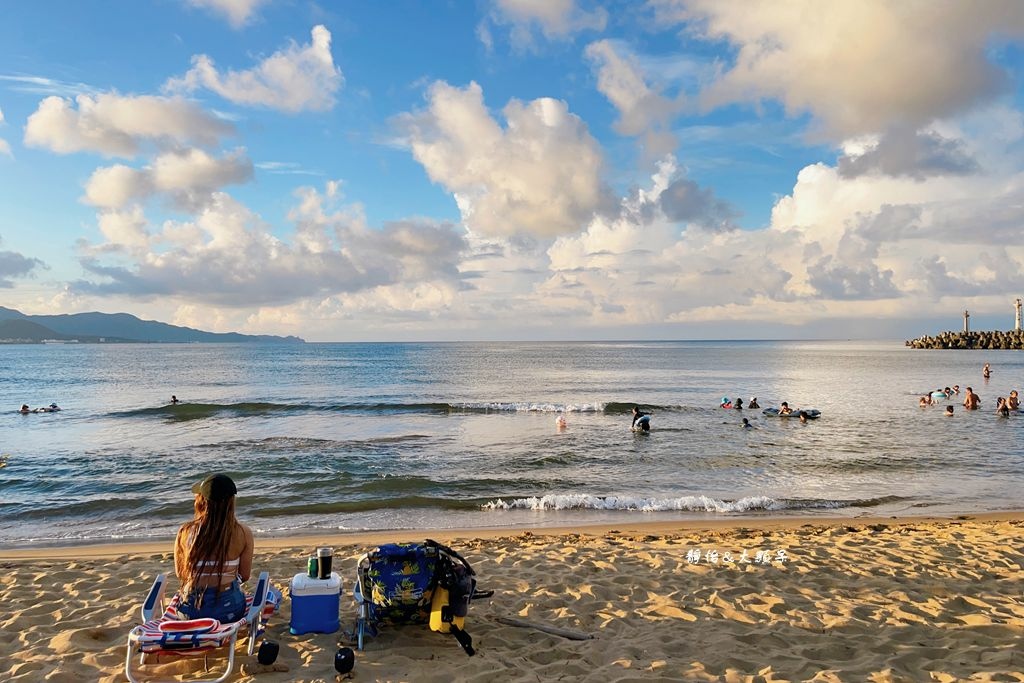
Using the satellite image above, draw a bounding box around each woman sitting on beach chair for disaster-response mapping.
[174,473,254,622]
[125,473,279,683]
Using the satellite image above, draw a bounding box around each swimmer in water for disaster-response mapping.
[748,397,760,409]
[19,404,30,414]
[171,395,180,405]
[741,417,752,429]
[963,387,980,410]
[555,413,567,430]
[778,402,793,415]
[945,405,954,416]
[631,406,650,432]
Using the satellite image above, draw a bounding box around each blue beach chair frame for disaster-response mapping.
[124,571,279,683]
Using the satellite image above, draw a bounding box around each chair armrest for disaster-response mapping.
[246,571,270,622]
[141,573,166,622]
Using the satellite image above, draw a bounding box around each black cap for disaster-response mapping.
[191,473,237,501]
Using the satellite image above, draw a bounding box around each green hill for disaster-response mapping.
[0,308,304,344]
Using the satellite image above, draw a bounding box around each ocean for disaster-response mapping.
[1,340,1021,547]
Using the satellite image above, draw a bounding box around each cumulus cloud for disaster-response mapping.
[74,184,467,307]
[84,148,253,210]
[543,156,796,325]
[585,40,680,158]
[653,0,1024,138]
[399,80,609,238]
[482,0,607,49]
[0,238,45,287]
[165,25,342,113]
[96,205,151,250]
[186,0,268,28]
[838,127,980,180]
[24,93,233,157]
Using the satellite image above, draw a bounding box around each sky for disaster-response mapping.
[2,0,1024,341]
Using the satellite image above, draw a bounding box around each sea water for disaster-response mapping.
[1,340,1021,547]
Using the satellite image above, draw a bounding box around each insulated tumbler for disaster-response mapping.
[316,547,333,579]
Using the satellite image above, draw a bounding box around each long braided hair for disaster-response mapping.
[180,494,237,592]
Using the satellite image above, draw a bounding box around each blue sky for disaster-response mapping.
[2,1,1024,341]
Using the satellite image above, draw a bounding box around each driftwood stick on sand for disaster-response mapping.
[495,616,596,640]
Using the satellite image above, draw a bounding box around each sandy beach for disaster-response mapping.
[1,513,1022,682]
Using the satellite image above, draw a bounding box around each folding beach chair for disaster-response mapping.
[125,571,281,683]
[352,539,489,656]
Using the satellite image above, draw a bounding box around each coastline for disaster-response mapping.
[2,512,1022,681]
[2,509,1021,560]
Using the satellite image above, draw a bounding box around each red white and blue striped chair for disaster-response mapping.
[125,572,280,683]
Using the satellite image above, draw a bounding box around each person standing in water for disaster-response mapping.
[963,387,980,410]
[171,395,180,405]
[983,363,991,379]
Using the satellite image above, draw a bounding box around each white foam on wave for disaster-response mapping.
[482,493,783,513]
[453,402,605,413]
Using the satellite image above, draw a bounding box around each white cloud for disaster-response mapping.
[400,80,609,238]
[483,0,607,49]
[585,40,680,158]
[84,165,151,209]
[96,205,151,250]
[83,148,253,210]
[165,25,342,113]
[74,183,467,307]
[186,0,268,28]
[653,0,1024,138]
[24,93,233,157]
[0,74,98,97]
[0,106,9,157]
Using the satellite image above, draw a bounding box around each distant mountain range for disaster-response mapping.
[0,307,304,344]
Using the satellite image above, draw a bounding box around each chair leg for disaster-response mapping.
[357,605,365,650]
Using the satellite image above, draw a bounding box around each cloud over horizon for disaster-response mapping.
[6,2,1024,339]
[73,183,468,307]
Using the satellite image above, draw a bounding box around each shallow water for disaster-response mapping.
[1,340,1021,546]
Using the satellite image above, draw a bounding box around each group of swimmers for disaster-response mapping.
[918,382,1018,416]
[719,397,761,410]
[18,403,60,414]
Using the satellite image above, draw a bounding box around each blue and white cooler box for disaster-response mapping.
[289,572,341,634]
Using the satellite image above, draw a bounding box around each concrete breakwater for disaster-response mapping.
[906,330,1024,349]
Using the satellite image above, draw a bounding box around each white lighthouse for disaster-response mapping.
[1016,298,1022,331]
